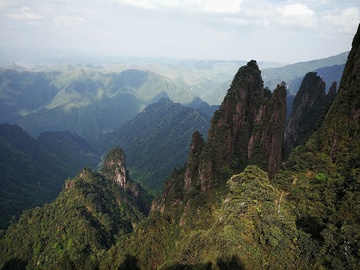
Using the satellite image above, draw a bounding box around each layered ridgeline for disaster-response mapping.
[1,25,359,269]
[99,98,212,191]
[111,26,359,269]
[0,68,196,143]
[262,52,347,94]
[0,98,213,229]
[111,60,290,269]
[0,147,151,269]
[0,124,98,229]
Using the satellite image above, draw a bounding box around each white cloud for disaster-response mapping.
[278,3,315,17]
[7,6,42,20]
[323,7,359,34]
[53,15,86,28]
[116,0,156,10]
[276,3,316,28]
[202,0,242,13]
[0,0,358,63]
[115,0,242,13]
[222,1,317,28]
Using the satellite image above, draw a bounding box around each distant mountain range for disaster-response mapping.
[1,18,360,268]
[0,52,347,147]
[0,68,196,143]
[1,26,358,269]
[0,50,349,230]
[198,52,347,105]
[262,52,348,93]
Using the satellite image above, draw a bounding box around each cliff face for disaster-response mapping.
[248,83,287,179]
[100,147,128,187]
[157,60,287,215]
[273,24,360,269]
[208,59,264,170]
[195,60,286,188]
[184,131,205,190]
[284,72,337,157]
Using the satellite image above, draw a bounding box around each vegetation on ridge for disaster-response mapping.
[0,148,151,269]
[0,25,359,270]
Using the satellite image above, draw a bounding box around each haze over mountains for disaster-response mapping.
[1,22,359,268]
[0,49,349,229]
[1,21,359,269]
[0,51,347,140]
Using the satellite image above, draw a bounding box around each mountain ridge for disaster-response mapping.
[99,97,211,191]
[0,123,99,229]
[0,68,197,142]
[0,26,359,270]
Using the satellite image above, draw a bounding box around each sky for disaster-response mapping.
[0,0,359,64]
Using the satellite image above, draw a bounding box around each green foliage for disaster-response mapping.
[0,161,150,269]
[315,173,326,181]
[277,25,360,269]
[275,145,360,269]
[124,166,300,269]
[0,124,99,229]
[99,98,211,191]
[0,67,196,143]
[215,166,299,269]
[0,29,358,270]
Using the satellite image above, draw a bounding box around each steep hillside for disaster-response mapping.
[99,98,211,191]
[0,125,63,229]
[0,124,99,229]
[0,25,358,270]
[37,131,99,174]
[0,147,151,269]
[273,24,360,269]
[284,72,337,157]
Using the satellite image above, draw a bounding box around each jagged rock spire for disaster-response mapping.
[100,147,128,187]
[184,131,204,190]
[284,72,337,157]
[205,60,286,182]
[176,60,287,196]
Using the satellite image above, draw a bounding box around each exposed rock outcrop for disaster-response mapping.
[248,83,287,179]
[157,60,287,215]
[99,147,152,215]
[190,60,287,187]
[284,72,337,157]
[100,147,128,187]
[184,131,205,190]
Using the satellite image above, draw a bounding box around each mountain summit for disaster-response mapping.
[1,25,359,270]
[161,60,287,199]
[284,72,337,157]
